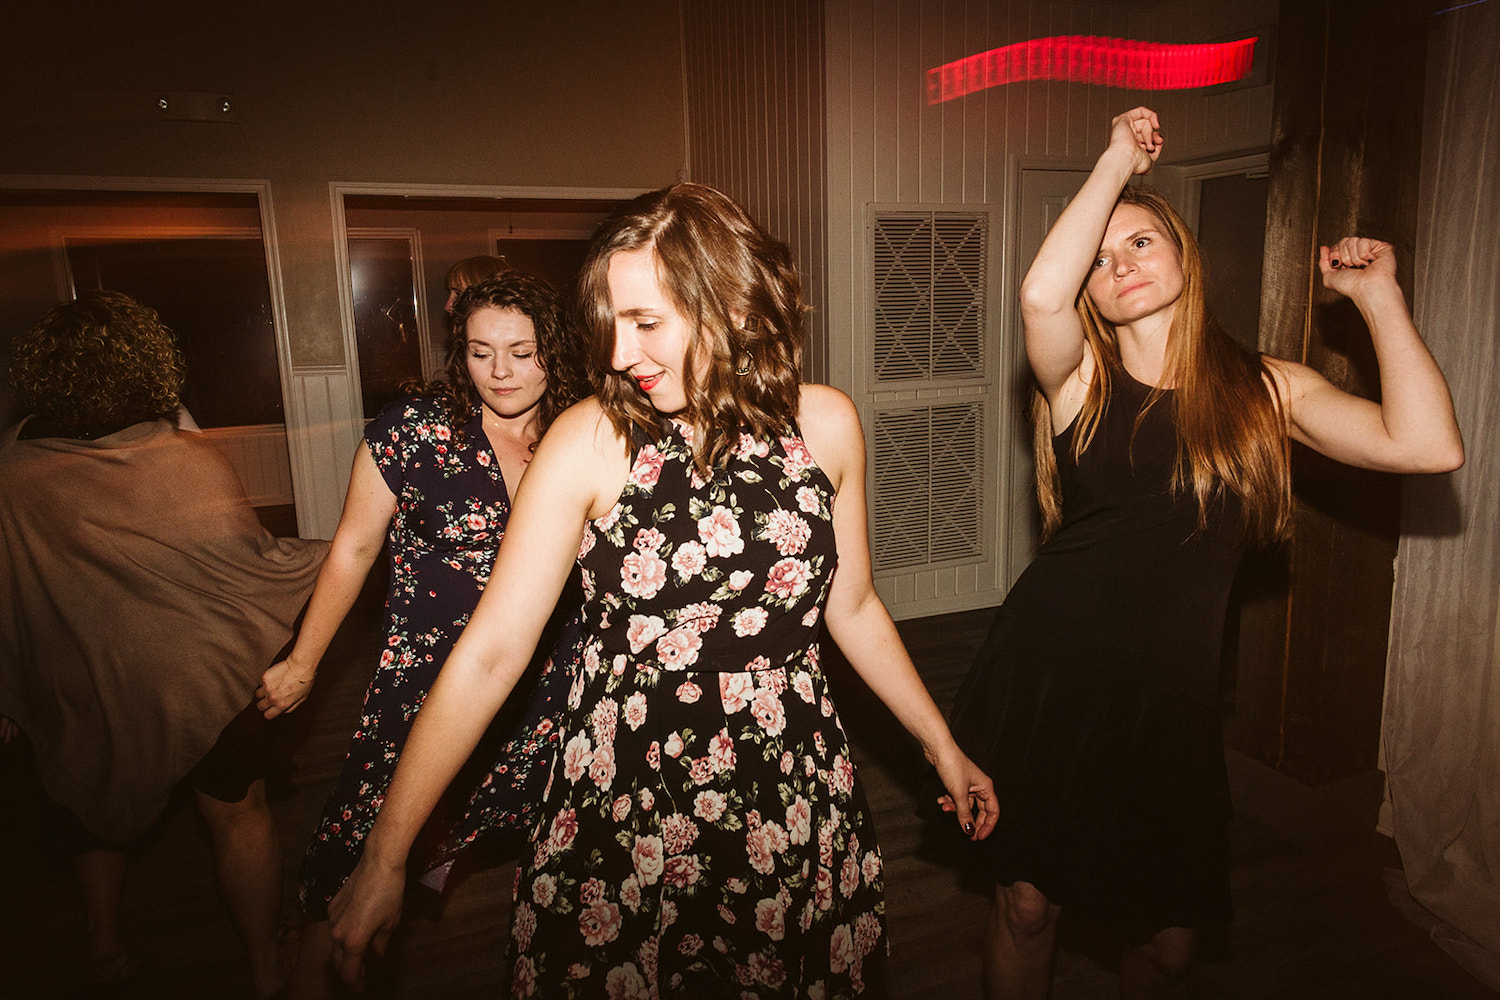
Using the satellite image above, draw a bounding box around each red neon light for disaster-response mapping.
[926,35,1258,105]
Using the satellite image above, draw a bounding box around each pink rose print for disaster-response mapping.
[629,444,666,486]
[762,508,812,555]
[664,732,684,758]
[465,512,487,532]
[513,900,537,951]
[591,697,619,745]
[796,484,821,514]
[562,732,593,784]
[656,627,702,668]
[780,751,795,775]
[764,557,813,601]
[579,898,623,947]
[745,822,790,875]
[646,741,661,770]
[605,964,647,1000]
[727,569,754,591]
[531,873,557,907]
[621,549,668,600]
[751,688,786,736]
[755,898,786,941]
[732,606,769,637]
[815,865,834,910]
[829,923,855,975]
[595,503,621,532]
[786,796,812,846]
[757,667,788,696]
[793,671,816,704]
[801,606,821,627]
[624,692,648,730]
[620,875,642,914]
[841,852,860,897]
[698,506,745,558]
[663,854,703,888]
[639,788,655,811]
[678,601,721,633]
[709,728,737,772]
[577,528,596,559]
[688,756,716,785]
[719,672,754,713]
[745,952,787,988]
[675,680,701,703]
[633,526,665,552]
[626,614,667,654]
[513,955,537,997]
[661,812,699,854]
[678,934,703,955]
[546,808,578,857]
[779,436,816,479]
[855,911,882,958]
[671,541,708,579]
[862,850,882,884]
[589,743,616,790]
[632,834,665,886]
[693,789,727,822]
[830,753,855,796]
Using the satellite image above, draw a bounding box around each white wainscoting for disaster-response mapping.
[199,424,295,507]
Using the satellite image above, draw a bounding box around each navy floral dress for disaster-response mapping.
[299,395,585,919]
[509,422,886,999]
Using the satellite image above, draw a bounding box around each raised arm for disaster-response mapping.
[1265,237,1464,473]
[256,445,394,718]
[326,399,622,990]
[1020,107,1162,404]
[798,385,996,841]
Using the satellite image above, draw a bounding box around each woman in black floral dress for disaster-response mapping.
[329,184,998,998]
[255,272,589,997]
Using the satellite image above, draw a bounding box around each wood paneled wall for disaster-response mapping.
[683,0,832,382]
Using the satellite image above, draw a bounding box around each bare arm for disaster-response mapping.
[1020,106,1162,405]
[327,399,624,990]
[256,446,394,718]
[1265,237,1464,474]
[798,385,997,840]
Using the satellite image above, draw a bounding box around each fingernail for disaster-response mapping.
[964,822,975,835]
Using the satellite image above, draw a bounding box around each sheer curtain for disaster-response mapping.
[1381,1,1500,989]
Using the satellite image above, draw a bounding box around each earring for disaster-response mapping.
[735,354,751,377]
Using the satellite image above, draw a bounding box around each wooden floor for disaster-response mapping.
[2,603,1493,999]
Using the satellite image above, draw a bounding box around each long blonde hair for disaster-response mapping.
[1033,186,1291,546]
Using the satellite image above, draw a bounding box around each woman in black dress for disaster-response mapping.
[952,107,1464,998]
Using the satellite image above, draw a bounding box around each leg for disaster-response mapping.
[1119,925,1198,1000]
[983,880,1061,1000]
[284,919,337,1000]
[195,780,286,999]
[70,847,132,978]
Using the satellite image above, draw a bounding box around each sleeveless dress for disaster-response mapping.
[299,396,585,918]
[950,370,1242,935]
[509,422,886,999]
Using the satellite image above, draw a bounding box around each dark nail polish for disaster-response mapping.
[964,822,975,835]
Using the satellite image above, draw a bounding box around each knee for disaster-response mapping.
[997,881,1058,939]
[1133,929,1196,984]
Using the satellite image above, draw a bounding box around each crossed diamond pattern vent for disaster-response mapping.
[871,402,985,572]
[871,211,987,384]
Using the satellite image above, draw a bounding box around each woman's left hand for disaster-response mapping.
[1319,236,1397,300]
[932,748,998,841]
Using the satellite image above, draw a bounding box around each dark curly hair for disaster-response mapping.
[421,270,590,447]
[577,183,807,476]
[9,290,186,439]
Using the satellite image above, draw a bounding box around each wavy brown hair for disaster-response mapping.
[578,183,806,474]
[1033,185,1291,546]
[419,270,589,448]
[444,255,510,294]
[9,289,185,439]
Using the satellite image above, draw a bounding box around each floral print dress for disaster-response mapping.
[299,395,584,919]
[510,422,886,999]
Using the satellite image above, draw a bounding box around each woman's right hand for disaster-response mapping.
[329,855,406,992]
[255,658,314,718]
[1106,106,1164,175]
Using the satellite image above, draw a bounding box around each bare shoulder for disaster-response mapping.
[529,397,631,519]
[796,384,864,491]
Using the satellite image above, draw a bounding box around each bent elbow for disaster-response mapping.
[1019,277,1077,320]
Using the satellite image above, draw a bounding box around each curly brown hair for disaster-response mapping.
[577,183,807,476]
[9,289,186,439]
[420,270,590,447]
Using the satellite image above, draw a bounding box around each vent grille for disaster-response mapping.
[871,211,987,385]
[871,401,985,572]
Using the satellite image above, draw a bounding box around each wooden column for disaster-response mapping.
[1228,0,1433,785]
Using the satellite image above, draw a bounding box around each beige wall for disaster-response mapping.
[1,1,688,534]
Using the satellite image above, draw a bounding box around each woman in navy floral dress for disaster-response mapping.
[255,272,589,997]
[328,184,998,998]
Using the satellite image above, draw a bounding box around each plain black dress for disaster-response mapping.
[951,369,1243,935]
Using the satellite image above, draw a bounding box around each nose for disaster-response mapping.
[611,323,641,372]
[1112,252,1136,278]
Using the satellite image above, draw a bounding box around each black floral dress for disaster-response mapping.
[299,396,585,919]
[509,422,886,999]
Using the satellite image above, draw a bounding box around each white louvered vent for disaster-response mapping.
[871,211,987,386]
[871,401,985,572]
